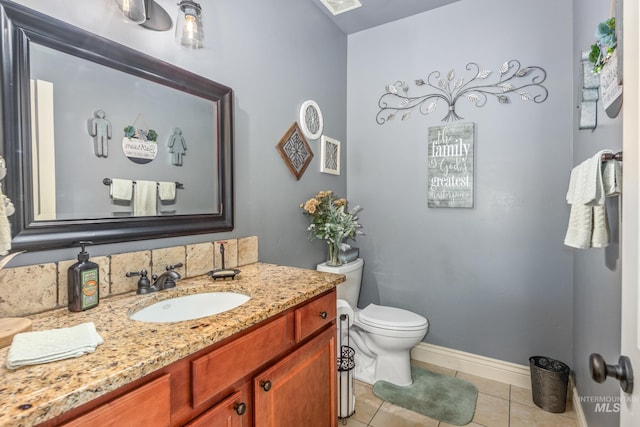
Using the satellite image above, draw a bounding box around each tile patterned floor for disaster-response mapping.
[338,361,578,427]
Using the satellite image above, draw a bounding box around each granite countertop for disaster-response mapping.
[0,262,344,427]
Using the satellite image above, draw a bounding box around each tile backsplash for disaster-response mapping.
[0,236,259,317]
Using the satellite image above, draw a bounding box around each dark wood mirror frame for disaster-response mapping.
[0,1,234,251]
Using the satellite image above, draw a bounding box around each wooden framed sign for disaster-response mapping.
[427,122,475,208]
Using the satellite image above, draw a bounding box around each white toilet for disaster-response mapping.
[318,258,429,386]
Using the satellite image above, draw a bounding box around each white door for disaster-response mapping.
[621,0,640,424]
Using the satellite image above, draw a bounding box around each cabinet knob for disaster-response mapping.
[319,311,328,319]
[234,402,247,416]
[260,380,272,392]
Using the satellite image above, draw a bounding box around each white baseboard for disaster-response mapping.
[411,343,588,427]
[570,377,589,427]
[411,342,532,388]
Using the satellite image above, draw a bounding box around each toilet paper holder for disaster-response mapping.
[338,313,355,422]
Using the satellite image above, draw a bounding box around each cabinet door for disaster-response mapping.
[185,388,250,427]
[254,327,336,427]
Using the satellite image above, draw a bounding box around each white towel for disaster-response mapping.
[133,180,157,216]
[566,150,613,206]
[0,183,11,256]
[564,204,593,249]
[6,322,103,369]
[564,150,619,249]
[158,182,176,201]
[110,178,133,201]
[603,159,622,196]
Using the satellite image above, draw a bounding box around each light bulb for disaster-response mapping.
[176,1,204,49]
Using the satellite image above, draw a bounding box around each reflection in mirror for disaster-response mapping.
[29,43,218,220]
[0,1,234,251]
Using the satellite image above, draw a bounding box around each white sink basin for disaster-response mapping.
[130,292,251,323]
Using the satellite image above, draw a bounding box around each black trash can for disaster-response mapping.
[529,356,570,413]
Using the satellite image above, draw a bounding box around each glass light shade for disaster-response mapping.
[115,0,147,24]
[176,1,204,49]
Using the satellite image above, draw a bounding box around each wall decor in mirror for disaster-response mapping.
[0,1,234,251]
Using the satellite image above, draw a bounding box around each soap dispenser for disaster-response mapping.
[68,241,100,312]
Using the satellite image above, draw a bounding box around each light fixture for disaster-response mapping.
[116,0,146,24]
[115,0,172,31]
[176,0,204,49]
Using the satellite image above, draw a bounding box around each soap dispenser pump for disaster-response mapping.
[68,241,100,312]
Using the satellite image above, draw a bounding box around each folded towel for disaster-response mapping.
[158,182,176,201]
[133,180,157,216]
[110,178,133,201]
[6,322,103,369]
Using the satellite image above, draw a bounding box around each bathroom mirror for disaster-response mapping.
[0,1,234,251]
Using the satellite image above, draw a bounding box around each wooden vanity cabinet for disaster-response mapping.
[47,289,337,427]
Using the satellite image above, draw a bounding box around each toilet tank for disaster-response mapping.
[317,258,364,308]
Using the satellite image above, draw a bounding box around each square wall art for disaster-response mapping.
[320,135,340,175]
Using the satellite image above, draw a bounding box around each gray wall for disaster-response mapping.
[10,0,348,268]
[346,0,574,365]
[572,0,622,425]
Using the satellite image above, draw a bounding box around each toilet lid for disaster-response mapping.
[358,304,428,330]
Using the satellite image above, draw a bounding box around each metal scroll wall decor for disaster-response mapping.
[376,60,548,123]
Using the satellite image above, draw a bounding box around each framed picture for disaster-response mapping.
[320,135,340,175]
[276,122,313,180]
[299,100,323,140]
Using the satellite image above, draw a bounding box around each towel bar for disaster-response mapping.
[103,178,184,189]
[601,152,623,162]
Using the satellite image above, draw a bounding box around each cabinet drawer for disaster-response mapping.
[192,313,294,408]
[295,289,336,342]
[62,374,171,427]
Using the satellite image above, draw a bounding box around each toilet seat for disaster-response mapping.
[357,303,428,331]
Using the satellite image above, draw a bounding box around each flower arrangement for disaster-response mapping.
[123,125,158,142]
[300,190,363,266]
[589,18,616,74]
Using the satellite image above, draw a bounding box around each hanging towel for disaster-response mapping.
[591,205,610,248]
[564,204,593,249]
[109,178,133,201]
[566,150,613,206]
[158,182,176,201]
[564,150,619,249]
[6,322,103,369]
[603,159,622,196]
[0,183,11,256]
[133,180,157,216]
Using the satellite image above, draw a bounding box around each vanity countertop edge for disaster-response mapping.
[0,262,345,427]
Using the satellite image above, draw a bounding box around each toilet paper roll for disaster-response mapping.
[337,299,354,328]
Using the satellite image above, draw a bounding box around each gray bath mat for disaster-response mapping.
[372,365,478,425]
